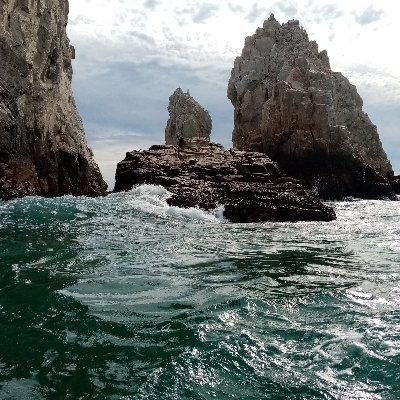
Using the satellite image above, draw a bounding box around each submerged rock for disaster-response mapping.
[114,138,336,223]
[228,14,395,200]
[165,88,212,146]
[0,0,106,200]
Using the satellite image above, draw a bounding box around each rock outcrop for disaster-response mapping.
[165,88,212,146]
[392,176,400,194]
[0,0,106,200]
[228,14,395,199]
[114,138,336,223]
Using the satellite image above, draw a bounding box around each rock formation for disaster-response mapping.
[115,88,335,222]
[165,88,212,146]
[228,14,395,199]
[392,176,400,194]
[114,138,335,223]
[0,0,106,200]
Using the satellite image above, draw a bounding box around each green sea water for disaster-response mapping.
[0,185,399,399]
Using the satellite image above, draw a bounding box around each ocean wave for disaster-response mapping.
[115,184,225,223]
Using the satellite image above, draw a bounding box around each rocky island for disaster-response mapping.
[228,14,396,200]
[115,89,336,223]
[0,0,106,200]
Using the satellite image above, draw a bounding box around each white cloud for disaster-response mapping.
[143,0,159,11]
[68,0,400,96]
[354,5,384,25]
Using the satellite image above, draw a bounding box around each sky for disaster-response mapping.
[67,0,400,189]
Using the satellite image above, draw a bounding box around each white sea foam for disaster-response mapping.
[124,184,225,222]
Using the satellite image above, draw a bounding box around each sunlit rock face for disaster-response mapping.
[0,0,106,199]
[165,88,212,146]
[228,14,395,199]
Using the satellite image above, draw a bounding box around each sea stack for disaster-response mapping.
[228,14,395,199]
[165,88,212,146]
[0,0,106,200]
[114,89,336,223]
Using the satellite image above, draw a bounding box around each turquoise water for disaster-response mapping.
[0,185,399,399]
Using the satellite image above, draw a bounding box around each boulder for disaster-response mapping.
[165,88,212,146]
[0,0,106,200]
[228,14,395,200]
[114,138,336,223]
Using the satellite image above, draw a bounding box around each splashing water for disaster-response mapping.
[0,186,399,399]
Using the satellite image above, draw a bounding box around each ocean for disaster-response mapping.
[0,185,399,399]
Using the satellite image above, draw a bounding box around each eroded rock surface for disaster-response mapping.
[228,14,395,199]
[0,0,106,199]
[165,88,212,146]
[114,138,336,223]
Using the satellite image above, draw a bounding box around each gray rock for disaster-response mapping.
[165,88,212,146]
[228,14,395,199]
[0,0,106,200]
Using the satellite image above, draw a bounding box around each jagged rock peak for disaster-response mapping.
[228,15,394,199]
[165,88,212,146]
[0,0,106,199]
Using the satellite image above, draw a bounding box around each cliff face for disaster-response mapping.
[0,0,106,200]
[165,88,212,146]
[228,14,395,199]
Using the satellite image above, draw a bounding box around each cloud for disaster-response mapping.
[175,3,219,25]
[317,4,343,20]
[143,0,159,10]
[343,64,400,105]
[246,3,267,23]
[68,15,95,26]
[127,30,155,46]
[354,5,384,25]
[192,3,219,24]
[228,3,245,14]
[274,1,298,17]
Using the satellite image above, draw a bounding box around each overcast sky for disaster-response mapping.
[67,0,400,188]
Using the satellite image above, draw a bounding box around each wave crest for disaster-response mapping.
[121,184,225,222]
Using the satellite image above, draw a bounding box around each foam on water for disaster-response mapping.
[114,184,225,222]
[0,190,399,399]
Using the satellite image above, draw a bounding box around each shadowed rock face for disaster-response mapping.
[114,138,336,223]
[392,176,400,194]
[228,14,395,200]
[0,0,106,200]
[165,88,212,146]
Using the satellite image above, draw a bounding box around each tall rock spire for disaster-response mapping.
[0,0,106,199]
[228,16,394,199]
[165,88,212,146]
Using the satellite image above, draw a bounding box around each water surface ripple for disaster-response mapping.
[0,186,399,399]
